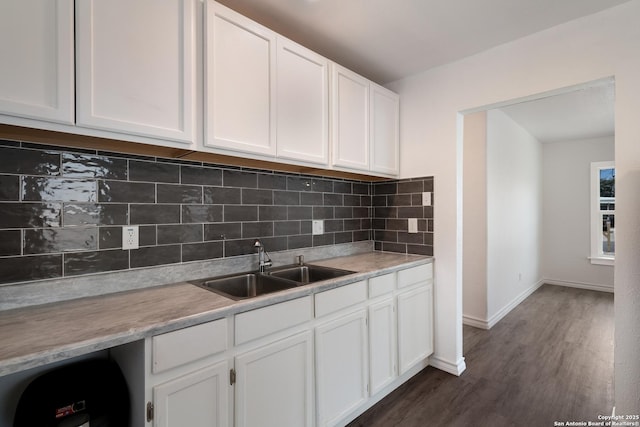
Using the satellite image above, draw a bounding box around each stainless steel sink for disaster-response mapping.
[268,264,355,284]
[190,273,298,300]
[190,265,356,300]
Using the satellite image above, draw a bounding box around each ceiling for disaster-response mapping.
[499,81,615,143]
[216,0,631,84]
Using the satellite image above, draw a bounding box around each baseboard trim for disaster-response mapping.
[463,280,544,330]
[486,280,544,329]
[544,279,614,293]
[428,355,466,376]
[336,359,430,426]
[462,314,489,330]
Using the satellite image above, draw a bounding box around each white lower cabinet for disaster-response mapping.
[233,296,314,427]
[148,318,231,427]
[397,283,434,375]
[315,309,368,427]
[144,263,433,427]
[368,297,397,395]
[234,331,314,427]
[154,361,229,427]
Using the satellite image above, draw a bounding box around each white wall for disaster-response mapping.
[542,137,615,291]
[463,110,543,330]
[462,111,487,324]
[487,109,543,322]
[388,0,640,411]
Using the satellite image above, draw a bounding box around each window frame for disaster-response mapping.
[589,161,615,266]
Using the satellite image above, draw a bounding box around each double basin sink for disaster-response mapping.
[189,264,356,300]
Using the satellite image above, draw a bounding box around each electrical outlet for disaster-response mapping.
[408,218,418,233]
[312,220,324,235]
[122,226,139,250]
[422,192,432,206]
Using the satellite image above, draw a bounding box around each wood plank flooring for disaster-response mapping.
[348,284,614,427]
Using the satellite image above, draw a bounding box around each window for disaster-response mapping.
[590,161,615,265]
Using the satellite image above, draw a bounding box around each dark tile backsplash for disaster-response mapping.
[0,202,62,228]
[62,153,128,180]
[0,230,21,256]
[0,175,19,201]
[0,146,60,175]
[372,177,434,256]
[0,139,434,285]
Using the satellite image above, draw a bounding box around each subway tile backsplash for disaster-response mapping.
[0,138,434,286]
[372,176,434,256]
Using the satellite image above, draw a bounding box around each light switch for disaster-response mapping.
[422,192,432,206]
[408,218,418,233]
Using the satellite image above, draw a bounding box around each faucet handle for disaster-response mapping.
[297,255,304,265]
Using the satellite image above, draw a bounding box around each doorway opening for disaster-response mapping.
[461,77,615,329]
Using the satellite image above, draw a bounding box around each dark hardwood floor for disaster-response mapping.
[348,284,614,427]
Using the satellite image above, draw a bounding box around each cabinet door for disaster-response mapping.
[0,0,74,124]
[276,37,329,165]
[316,309,368,427]
[76,0,196,144]
[331,64,369,171]
[368,298,396,395]
[235,331,313,427]
[154,361,229,427]
[205,1,276,156]
[397,284,433,374]
[370,83,399,176]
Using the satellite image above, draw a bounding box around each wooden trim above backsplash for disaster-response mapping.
[0,124,390,182]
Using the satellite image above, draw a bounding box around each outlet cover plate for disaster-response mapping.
[422,192,432,206]
[408,218,418,233]
[122,226,139,250]
[312,220,324,235]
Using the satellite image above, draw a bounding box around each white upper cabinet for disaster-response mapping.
[204,1,276,156]
[0,0,74,124]
[331,64,400,176]
[0,0,398,175]
[331,64,370,172]
[370,83,400,176]
[75,0,197,145]
[276,37,329,165]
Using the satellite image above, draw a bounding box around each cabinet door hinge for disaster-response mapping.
[146,401,154,422]
[230,368,236,385]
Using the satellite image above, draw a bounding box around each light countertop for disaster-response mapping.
[0,252,432,377]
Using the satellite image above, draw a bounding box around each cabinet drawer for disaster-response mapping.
[235,296,313,345]
[368,273,395,298]
[397,264,433,289]
[315,280,367,318]
[153,318,228,374]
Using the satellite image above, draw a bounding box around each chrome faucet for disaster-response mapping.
[254,239,272,273]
